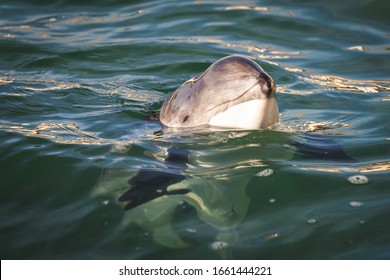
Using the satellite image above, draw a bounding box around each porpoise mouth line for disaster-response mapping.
[207,78,263,113]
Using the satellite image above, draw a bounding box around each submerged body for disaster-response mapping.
[111,56,280,247]
[159,55,279,130]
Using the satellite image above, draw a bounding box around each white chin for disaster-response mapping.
[208,98,279,130]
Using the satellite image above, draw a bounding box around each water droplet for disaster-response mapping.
[348,175,369,185]
[265,232,280,240]
[349,201,364,208]
[269,198,276,203]
[307,218,317,224]
[102,200,109,206]
[359,220,366,224]
[185,228,197,234]
[210,241,229,251]
[256,168,273,177]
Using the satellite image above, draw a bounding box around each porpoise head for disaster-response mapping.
[159,55,279,130]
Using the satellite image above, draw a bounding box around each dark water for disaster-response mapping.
[1,0,389,259]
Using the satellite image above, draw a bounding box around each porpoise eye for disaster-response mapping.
[182,115,189,123]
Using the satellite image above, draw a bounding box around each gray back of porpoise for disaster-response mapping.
[159,55,279,130]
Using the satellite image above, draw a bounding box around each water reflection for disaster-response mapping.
[278,119,351,135]
[294,160,390,174]
[95,140,266,252]
[92,126,368,255]
[0,121,104,145]
[224,6,269,12]
[301,74,390,94]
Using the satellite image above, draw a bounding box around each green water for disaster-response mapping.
[1,0,389,259]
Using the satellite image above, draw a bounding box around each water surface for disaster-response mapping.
[1,0,389,259]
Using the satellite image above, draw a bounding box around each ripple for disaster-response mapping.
[224,6,269,12]
[293,161,390,174]
[301,74,390,94]
[0,121,106,145]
